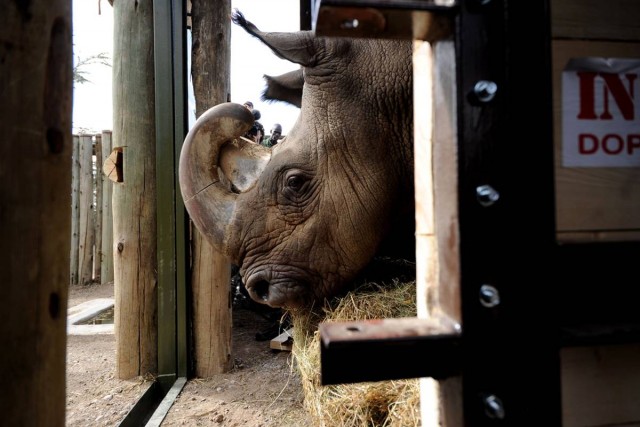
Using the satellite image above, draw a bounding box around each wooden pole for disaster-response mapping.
[101,130,114,284]
[78,134,95,285]
[0,1,72,425]
[113,0,158,378]
[70,134,81,285]
[190,0,233,376]
[94,134,103,283]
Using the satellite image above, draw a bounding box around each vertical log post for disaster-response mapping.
[113,0,158,379]
[0,1,72,425]
[190,0,233,376]
[70,134,81,285]
[78,134,95,285]
[101,130,114,284]
[94,134,103,283]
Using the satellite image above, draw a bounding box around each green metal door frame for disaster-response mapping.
[118,0,189,425]
[153,0,189,384]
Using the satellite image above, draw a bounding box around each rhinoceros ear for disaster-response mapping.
[261,69,303,108]
[232,9,318,67]
[218,137,271,193]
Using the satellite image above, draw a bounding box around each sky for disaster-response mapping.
[72,0,301,135]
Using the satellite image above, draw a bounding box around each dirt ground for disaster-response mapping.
[66,281,312,427]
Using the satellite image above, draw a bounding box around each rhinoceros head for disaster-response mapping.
[179,11,414,309]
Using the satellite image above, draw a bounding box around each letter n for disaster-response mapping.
[599,73,636,120]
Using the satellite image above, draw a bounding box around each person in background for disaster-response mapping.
[242,101,264,143]
[261,123,282,148]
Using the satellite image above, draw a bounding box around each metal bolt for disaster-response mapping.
[484,394,505,419]
[476,185,500,207]
[479,284,500,308]
[340,19,359,29]
[473,80,498,103]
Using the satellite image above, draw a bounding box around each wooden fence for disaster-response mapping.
[70,131,114,286]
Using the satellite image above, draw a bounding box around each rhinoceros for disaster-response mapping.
[179,11,414,309]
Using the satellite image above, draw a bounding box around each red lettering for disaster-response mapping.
[628,134,640,154]
[578,134,640,157]
[577,72,598,119]
[599,73,636,120]
[577,72,637,121]
[602,134,624,154]
[579,134,599,154]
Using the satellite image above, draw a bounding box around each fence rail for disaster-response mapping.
[70,131,114,286]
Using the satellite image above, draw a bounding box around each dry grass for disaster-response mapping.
[289,277,420,427]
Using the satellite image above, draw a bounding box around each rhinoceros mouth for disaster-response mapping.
[244,269,311,308]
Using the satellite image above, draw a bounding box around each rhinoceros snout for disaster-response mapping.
[246,278,270,304]
[245,271,276,306]
[244,270,307,308]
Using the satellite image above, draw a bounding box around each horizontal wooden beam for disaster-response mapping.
[320,317,461,385]
[313,0,456,41]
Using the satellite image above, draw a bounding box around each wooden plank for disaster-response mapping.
[94,134,103,283]
[562,344,640,427]
[314,4,454,41]
[270,328,293,351]
[414,37,462,427]
[551,0,640,41]
[100,131,114,284]
[103,147,123,182]
[78,135,95,285]
[431,40,460,323]
[320,317,461,385]
[70,135,81,285]
[551,40,640,242]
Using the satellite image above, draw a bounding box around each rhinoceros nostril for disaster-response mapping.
[252,280,270,302]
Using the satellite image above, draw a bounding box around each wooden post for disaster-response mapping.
[94,134,103,283]
[78,134,95,285]
[101,130,114,284]
[70,134,81,285]
[190,0,233,376]
[113,0,158,378]
[0,0,72,425]
[414,39,463,426]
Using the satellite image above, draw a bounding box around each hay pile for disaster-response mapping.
[289,275,420,427]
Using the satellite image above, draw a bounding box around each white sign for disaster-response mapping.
[562,57,640,167]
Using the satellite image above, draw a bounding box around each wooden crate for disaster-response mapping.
[551,0,640,243]
[552,40,640,242]
[552,1,640,426]
[561,344,640,427]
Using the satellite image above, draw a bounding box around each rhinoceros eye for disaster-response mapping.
[279,169,315,215]
[282,170,311,201]
[286,174,304,191]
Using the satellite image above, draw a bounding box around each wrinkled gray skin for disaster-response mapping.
[180,11,414,309]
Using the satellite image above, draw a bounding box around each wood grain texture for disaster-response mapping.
[190,0,234,377]
[112,0,158,379]
[414,39,462,427]
[0,1,72,425]
[562,344,640,426]
[551,0,640,41]
[100,131,115,284]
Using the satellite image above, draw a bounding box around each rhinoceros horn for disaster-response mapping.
[179,102,268,257]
